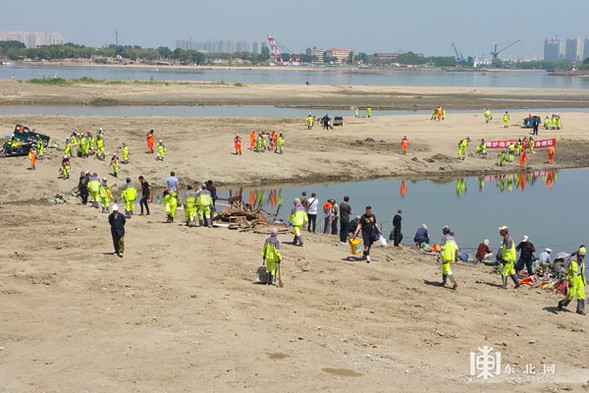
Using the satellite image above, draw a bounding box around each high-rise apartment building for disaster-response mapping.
[544,37,562,61]
[251,41,266,54]
[306,47,323,63]
[0,31,65,48]
[583,38,589,61]
[235,41,249,52]
[219,40,234,53]
[565,38,583,62]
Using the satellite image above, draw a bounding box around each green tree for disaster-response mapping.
[158,46,172,59]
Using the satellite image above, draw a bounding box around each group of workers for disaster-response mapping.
[242,130,284,154]
[353,107,372,118]
[431,106,446,121]
[458,135,555,167]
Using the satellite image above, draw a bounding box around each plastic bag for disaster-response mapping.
[378,235,387,247]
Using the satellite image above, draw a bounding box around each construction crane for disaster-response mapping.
[266,35,300,66]
[451,42,466,63]
[490,40,521,60]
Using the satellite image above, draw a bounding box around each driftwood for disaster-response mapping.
[214,202,288,233]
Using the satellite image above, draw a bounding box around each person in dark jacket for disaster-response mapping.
[516,235,535,276]
[78,171,89,205]
[392,209,403,247]
[108,204,126,258]
[413,224,429,248]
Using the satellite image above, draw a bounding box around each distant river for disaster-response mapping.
[1,64,588,89]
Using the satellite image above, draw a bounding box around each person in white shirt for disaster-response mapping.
[306,192,319,233]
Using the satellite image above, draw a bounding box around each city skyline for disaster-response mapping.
[1,0,589,59]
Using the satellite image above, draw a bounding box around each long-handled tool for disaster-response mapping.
[277,261,283,288]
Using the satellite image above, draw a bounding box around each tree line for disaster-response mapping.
[0,40,583,70]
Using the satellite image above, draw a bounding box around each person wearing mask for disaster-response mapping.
[352,206,381,263]
[306,193,318,233]
[339,196,352,245]
[516,235,536,277]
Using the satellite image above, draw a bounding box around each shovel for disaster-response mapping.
[278,261,283,288]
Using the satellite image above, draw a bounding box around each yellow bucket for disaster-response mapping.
[349,238,361,255]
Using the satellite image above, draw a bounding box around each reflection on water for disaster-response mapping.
[218,169,580,253]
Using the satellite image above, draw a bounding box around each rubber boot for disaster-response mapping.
[511,274,520,288]
[101,206,105,213]
[267,273,273,286]
[167,214,172,223]
[441,274,447,287]
[206,218,211,227]
[293,236,298,245]
[577,299,586,315]
[199,219,204,227]
[501,275,508,288]
[558,298,571,311]
[297,236,304,246]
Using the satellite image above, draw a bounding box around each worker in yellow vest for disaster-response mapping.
[120,177,137,217]
[499,226,520,289]
[558,246,586,315]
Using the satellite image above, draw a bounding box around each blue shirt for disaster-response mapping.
[109,212,126,236]
[166,176,178,192]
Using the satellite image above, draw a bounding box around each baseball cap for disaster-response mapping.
[499,226,508,231]
[579,247,586,255]
[112,204,119,211]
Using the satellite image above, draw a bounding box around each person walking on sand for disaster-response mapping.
[352,206,381,263]
[262,228,282,286]
[503,111,510,128]
[157,140,166,161]
[516,235,535,277]
[120,177,137,218]
[401,136,409,155]
[249,130,256,150]
[498,226,520,289]
[289,198,308,246]
[557,246,586,315]
[138,175,151,215]
[234,133,242,155]
[108,204,126,258]
[78,171,89,205]
[439,226,458,289]
[146,129,155,154]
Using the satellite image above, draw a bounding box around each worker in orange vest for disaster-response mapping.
[146,129,155,154]
[271,130,278,150]
[547,145,555,164]
[401,136,409,154]
[28,147,37,170]
[234,133,242,155]
[519,150,529,168]
[437,106,443,121]
[249,131,256,150]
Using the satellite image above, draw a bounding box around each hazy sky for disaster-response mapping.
[2,0,588,58]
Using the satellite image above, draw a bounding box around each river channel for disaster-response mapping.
[1,64,589,89]
[209,168,585,258]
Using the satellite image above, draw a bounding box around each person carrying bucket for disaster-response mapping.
[351,206,381,263]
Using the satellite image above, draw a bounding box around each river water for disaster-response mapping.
[215,169,587,259]
[1,64,589,89]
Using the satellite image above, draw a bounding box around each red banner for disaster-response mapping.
[485,138,556,149]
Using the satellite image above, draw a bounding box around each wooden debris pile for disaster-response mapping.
[213,203,289,234]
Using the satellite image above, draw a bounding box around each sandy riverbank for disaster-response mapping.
[0,84,588,392]
[2,80,589,110]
